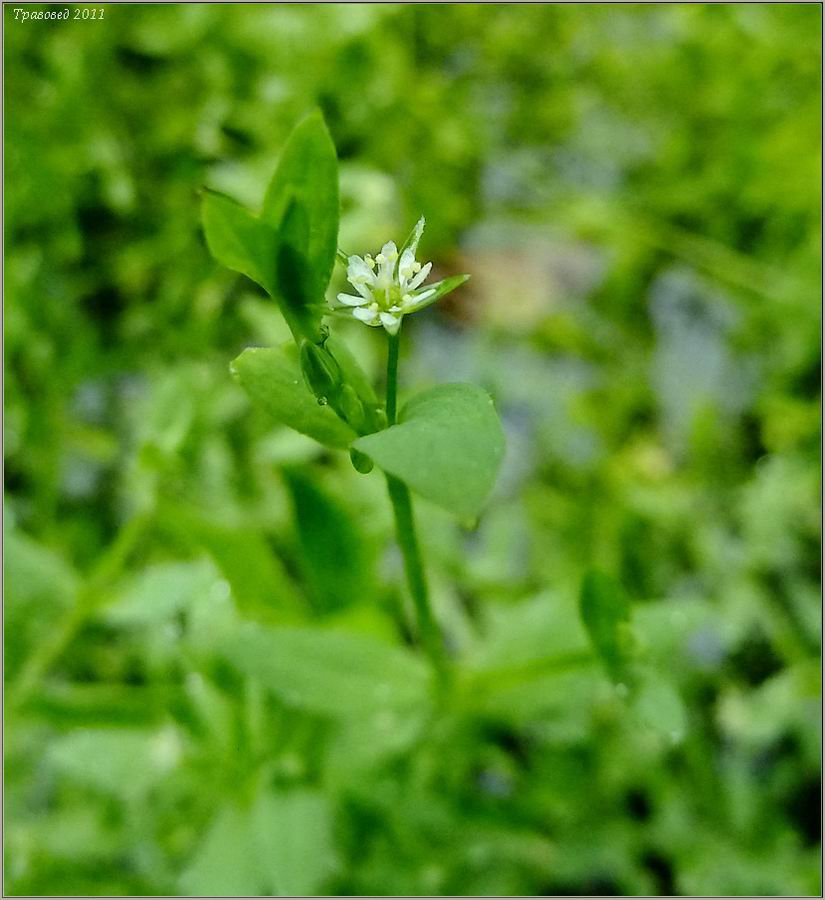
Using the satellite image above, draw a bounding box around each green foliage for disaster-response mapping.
[261,111,340,302]
[355,384,506,521]
[230,344,357,449]
[579,569,632,681]
[219,623,431,720]
[5,4,821,897]
[180,788,336,896]
[202,111,339,343]
[282,467,376,613]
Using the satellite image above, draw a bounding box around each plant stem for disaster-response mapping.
[385,330,400,426]
[11,512,150,711]
[384,330,446,681]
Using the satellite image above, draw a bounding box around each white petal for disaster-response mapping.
[398,247,416,283]
[407,261,432,290]
[353,306,379,325]
[379,312,401,334]
[337,293,368,307]
[347,255,376,286]
[353,281,374,301]
[376,242,397,282]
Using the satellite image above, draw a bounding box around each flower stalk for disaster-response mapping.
[384,328,447,684]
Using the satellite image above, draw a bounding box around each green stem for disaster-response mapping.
[11,513,150,711]
[385,331,400,426]
[384,330,446,681]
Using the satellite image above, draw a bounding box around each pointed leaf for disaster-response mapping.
[201,190,278,295]
[261,110,339,298]
[282,467,376,613]
[219,623,431,718]
[406,273,470,313]
[353,383,505,520]
[231,344,356,449]
[579,569,632,680]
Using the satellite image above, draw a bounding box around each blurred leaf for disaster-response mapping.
[179,805,262,897]
[47,728,180,798]
[24,683,173,729]
[631,674,688,744]
[219,622,432,718]
[231,344,356,449]
[252,788,336,895]
[261,110,339,299]
[5,528,77,678]
[180,787,336,897]
[5,527,78,606]
[105,559,218,627]
[161,505,304,623]
[353,383,505,520]
[282,467,375,613]
[579,570,632,681]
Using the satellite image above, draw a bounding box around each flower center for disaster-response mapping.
[372,282,403,311]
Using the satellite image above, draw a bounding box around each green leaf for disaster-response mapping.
[405,273,470,313]
[105,559,218,628]
[201,190,278,295]
[219,623,431,718]
[261,110,339,299]
[579,570,632,680]
[179,805,263,897]
[251,789,336,896]
[231,344,356,449]
[353,383,505,521]
[282,467,375,613]
[202,190,323,343]
[180,788,335,897]
[631,674,688,744]
[47,729,178,799]
[160,504,305,623]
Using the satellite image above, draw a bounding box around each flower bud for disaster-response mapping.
[338,384,366,433]
[299,340,341,401]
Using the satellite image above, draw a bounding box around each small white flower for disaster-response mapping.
[333,217,438,335]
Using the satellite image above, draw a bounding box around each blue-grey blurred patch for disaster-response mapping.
[685,625,727,671]
[649,265,757,455]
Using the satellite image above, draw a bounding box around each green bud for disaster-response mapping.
[299,340,341,401]
[338,384,366,433]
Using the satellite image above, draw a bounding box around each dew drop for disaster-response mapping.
[317,396,328,406]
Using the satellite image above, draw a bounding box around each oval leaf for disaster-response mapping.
[353,383,505,521]
[231,344,356,449]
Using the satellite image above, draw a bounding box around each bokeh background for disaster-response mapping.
[5,4,821,896]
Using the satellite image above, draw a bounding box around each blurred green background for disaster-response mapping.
[5,3,821,896]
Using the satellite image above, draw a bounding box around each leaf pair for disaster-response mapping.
[232,342,505,521]
[202,111,338,343]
